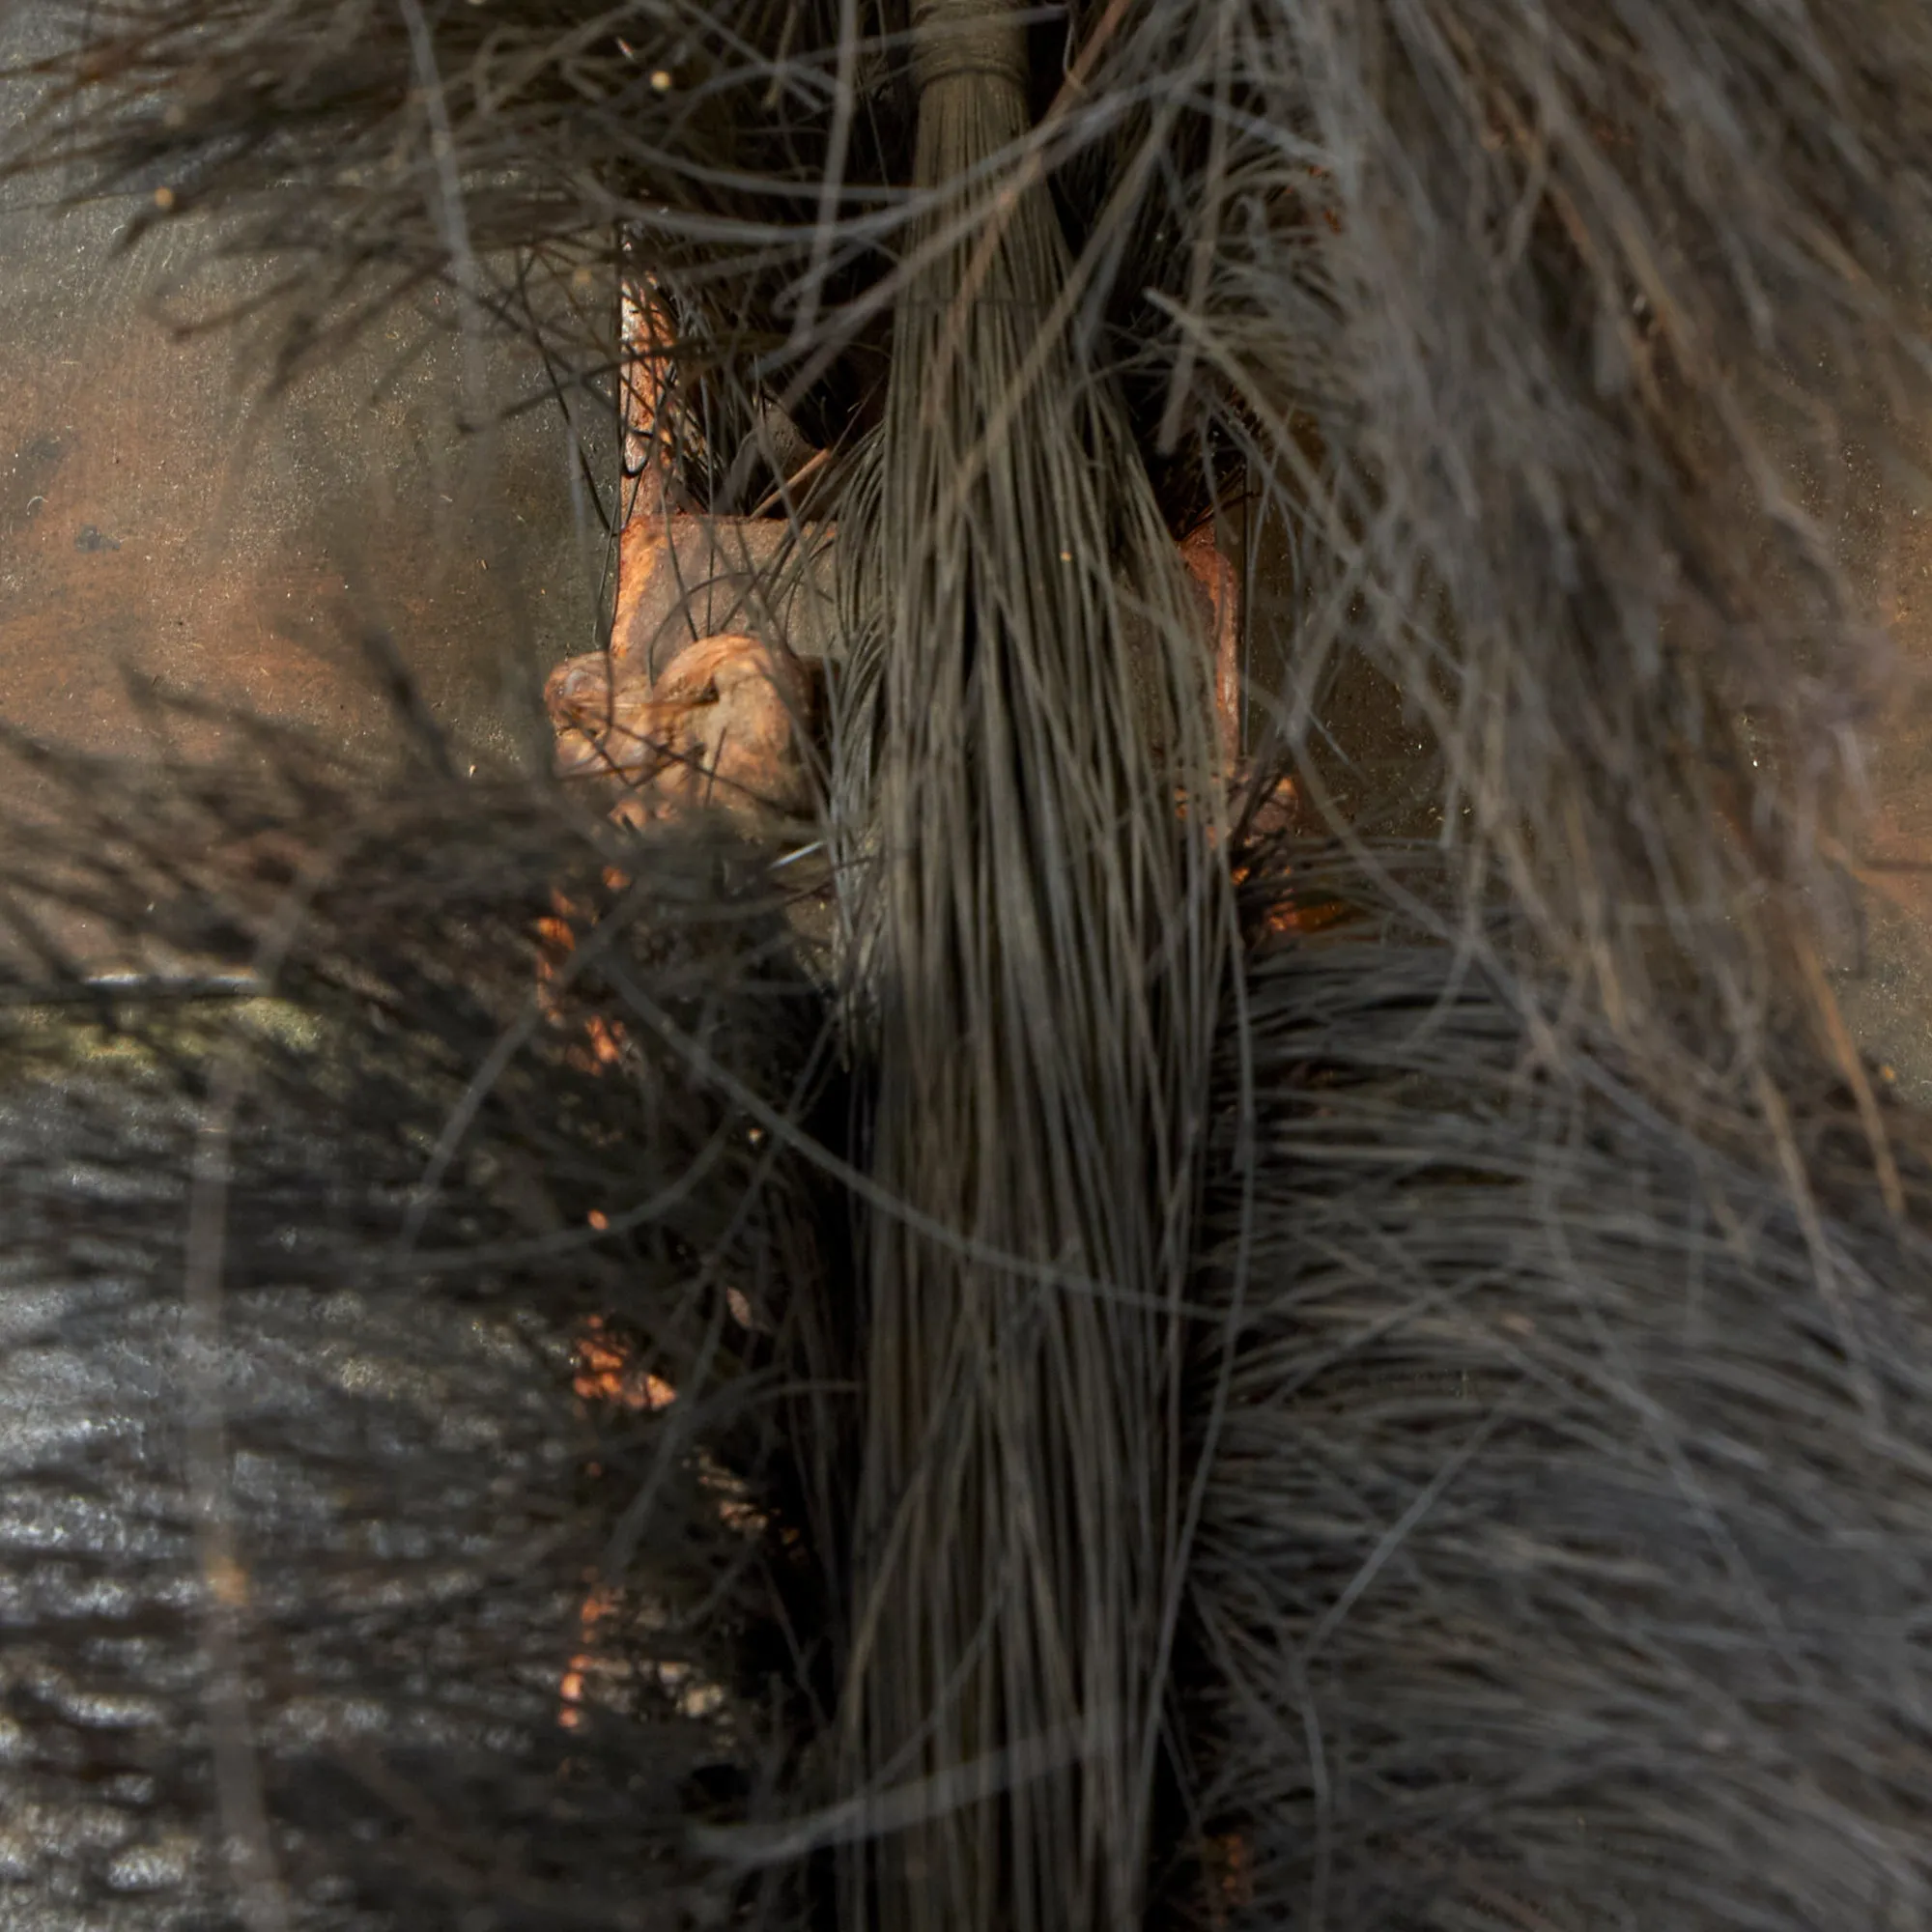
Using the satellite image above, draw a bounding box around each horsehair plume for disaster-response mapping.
[0,719,854,1930]
[8,1,1932,1928]
[1179,844,1932,1928]
[1154,0,1932,1067]
[838,3,1235,1927]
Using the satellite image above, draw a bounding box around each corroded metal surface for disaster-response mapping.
[546,628,817,826]
[611,513,838,676]
[0,58,615,978]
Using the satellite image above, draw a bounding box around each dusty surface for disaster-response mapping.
[1240,475,1932,1097]
[0,220,614,767]
[0,23,617,969]
[1833,497,1932,1100]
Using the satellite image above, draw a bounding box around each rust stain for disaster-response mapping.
[546,626,816,825]
[571,1315,675,1413]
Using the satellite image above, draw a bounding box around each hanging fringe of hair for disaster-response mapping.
[4,2,1932,1928]
[831,4,1236,1926]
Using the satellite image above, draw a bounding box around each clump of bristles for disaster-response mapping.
[1181,845,1932,1930]
[0,710,860,1927]
[5,2,1932,1930]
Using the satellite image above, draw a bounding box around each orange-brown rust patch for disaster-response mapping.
[533,887,631,1069]
[571,1316,676,1414]
[1202,1832,1255,1928]
[1181,521,1243,772]
[547,627,816,825]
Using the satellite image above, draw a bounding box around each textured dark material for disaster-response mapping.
[3,4,1932,1930]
